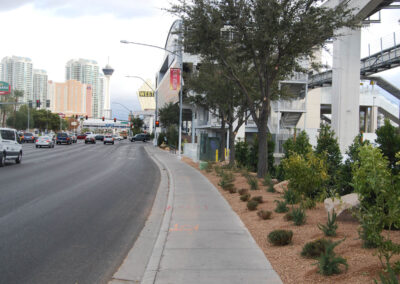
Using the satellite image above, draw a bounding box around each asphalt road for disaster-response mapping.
[0,139,160,284]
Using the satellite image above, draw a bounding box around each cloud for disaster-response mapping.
[0,0,167,18]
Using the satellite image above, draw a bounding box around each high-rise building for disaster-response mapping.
[49,79,92,117]
[65,58,102,118]
[0,56,33,103]
[33,69,48,109]
[102,64,114,119]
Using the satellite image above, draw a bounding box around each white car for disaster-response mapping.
[36,136,55,148]
[104,135,115,145]
[0,128,22,166]
[113,135,123,141]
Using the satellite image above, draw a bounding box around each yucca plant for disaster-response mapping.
[285,207,306,226]
[247,175,259,190]
[283,188,300,204]
[315,239,348,276]
[274,200,289,213]
[318,211,338,237]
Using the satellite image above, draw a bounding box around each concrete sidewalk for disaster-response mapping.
[142,147,282,284]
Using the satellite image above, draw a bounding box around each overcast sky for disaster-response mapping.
[0,1,398,119]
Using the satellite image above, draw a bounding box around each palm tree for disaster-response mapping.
[12,90,24,129]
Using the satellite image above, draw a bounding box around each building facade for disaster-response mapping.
[65,58,103,118]
[0,56,33,103]
[33,69,48,108]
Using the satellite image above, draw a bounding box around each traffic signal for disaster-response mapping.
[36,100,40,108]
[155,120,160,127]
[85,115,88,120]
[102,117,105,121]
[113,118,116,123]
[75,114,78,119]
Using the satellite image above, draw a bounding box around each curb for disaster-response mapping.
[141,148,175,284]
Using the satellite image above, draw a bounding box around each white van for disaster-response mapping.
[0,128,22,166]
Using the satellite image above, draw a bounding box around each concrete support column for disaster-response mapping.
[332,27,361,153]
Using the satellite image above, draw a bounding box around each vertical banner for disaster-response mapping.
[170,68,180,91]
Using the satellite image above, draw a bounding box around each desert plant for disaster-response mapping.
[228,186,237,194]
[268,230,293,246]
[251,196,263,203]
[247,200,259,211]
[375,264,399,284]
[262,173,273,186]
[284,211,293,221]
[266,184,276,193]
[257,210,272,220]
[318,211,338,237]
[315,239,348,276]
[274,200,289,213]
[240,194,251,202]
[247,175,259,190]
[238,188,248,195]
[301,198,316,210]
[205,161,215,173]
[286,207,306,226]
[218,171,235,190]
[301,239,330,259]
[214,165,224,177]
[283,188,300,204]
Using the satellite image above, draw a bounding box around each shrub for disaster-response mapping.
[257,210,272,220]
[318,211,338,237]
[205,161,215,173]
[375,264,399,284]
[268,230,293,246]
[283,188,300,204]
[247,200,259,211]
[214,165,224,177]
[263,173,276,192]
[301,198,316,210]
[282,152,329,199]
[274,200,289,213]
[238,188,248,195]
[228,186,237,194]
[240,194,251,202]
[266,184,275,193]
[218,172,235,190]
[251,196,263,203]
[376,119,400,173]
[285,207,306,226]
[301,239,330,259]
[235,141,250,168]
[247,175,259,190]
[282,130,312,159]
[315,239,348,276]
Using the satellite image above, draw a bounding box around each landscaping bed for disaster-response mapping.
[182,157,400,284]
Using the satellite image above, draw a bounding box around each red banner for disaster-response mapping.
[170,68,180,91]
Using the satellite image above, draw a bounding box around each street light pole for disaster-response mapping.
[121,38,184,157]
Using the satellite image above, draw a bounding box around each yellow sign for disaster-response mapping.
[139,91,154,97]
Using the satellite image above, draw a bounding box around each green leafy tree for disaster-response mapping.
[283,130,312,159]
[376,119,400,173]
[169,0,356,177]
[131,117,144,135]
[159,102,179,128]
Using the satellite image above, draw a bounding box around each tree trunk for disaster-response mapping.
[220,117,226,162]
[257,108,268,178]
[229,123,236,166]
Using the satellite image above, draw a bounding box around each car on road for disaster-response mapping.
[95,134,104,141]
[56,132,72,145]
[130,133,150,142]
[77,134,87,140]
[23,132,35,143]
[36,136,55,148]
[85,134,96,144]
[0,128,22,166]
[103,135,115,145]
[69,133,77,143]
[113,134,123,141]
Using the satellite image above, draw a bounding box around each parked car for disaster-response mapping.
[23,132,35,143]
[130,133,150,142]
[95,134,104,141]
[56,132,72,145]
[85,134,96,144]
[69,133,77,143]
[104,135,115,145]
[77,134,87,140]
[0,128,22,166]
[36,136,55,148]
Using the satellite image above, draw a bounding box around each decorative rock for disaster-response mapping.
[274,180,289,193]
[324,193,360,217]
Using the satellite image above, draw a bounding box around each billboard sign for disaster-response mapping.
[139,91,154,97]
[170,68,180,91]
[0,81,10,95]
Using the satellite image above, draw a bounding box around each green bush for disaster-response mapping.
[257,210,272,220]
[247,175,259,190]
[300,198,316,210]
[235,141,250,168]
[238,188,248,195]
[218,172,235,190]
[274,200,289,213]
[228,186,237,194]
[214,165,224,177]
[376,119,400,173]
[247,200,259,211]
[287,207,306,226]
[375,264,399,284]
[283,189,301,204]
[251,196,263,203]
[315,239,348,276]
[282,130,312,159]
[301,239,330,259]
[268,230,293,246]
[205,161,215,173]
[282,152,329,199]
[318,211,338,237]
[157,132,166,146]
[240,194,251,202]
[263,173,276,192]
[266,184,275,193]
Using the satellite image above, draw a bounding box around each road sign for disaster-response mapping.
[120,121,129,125]
[0,81,10,95]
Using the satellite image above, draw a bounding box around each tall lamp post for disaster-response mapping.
[125,75,158,146]
[120,38,183,157]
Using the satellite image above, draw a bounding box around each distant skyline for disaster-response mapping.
[0,1,399,119]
